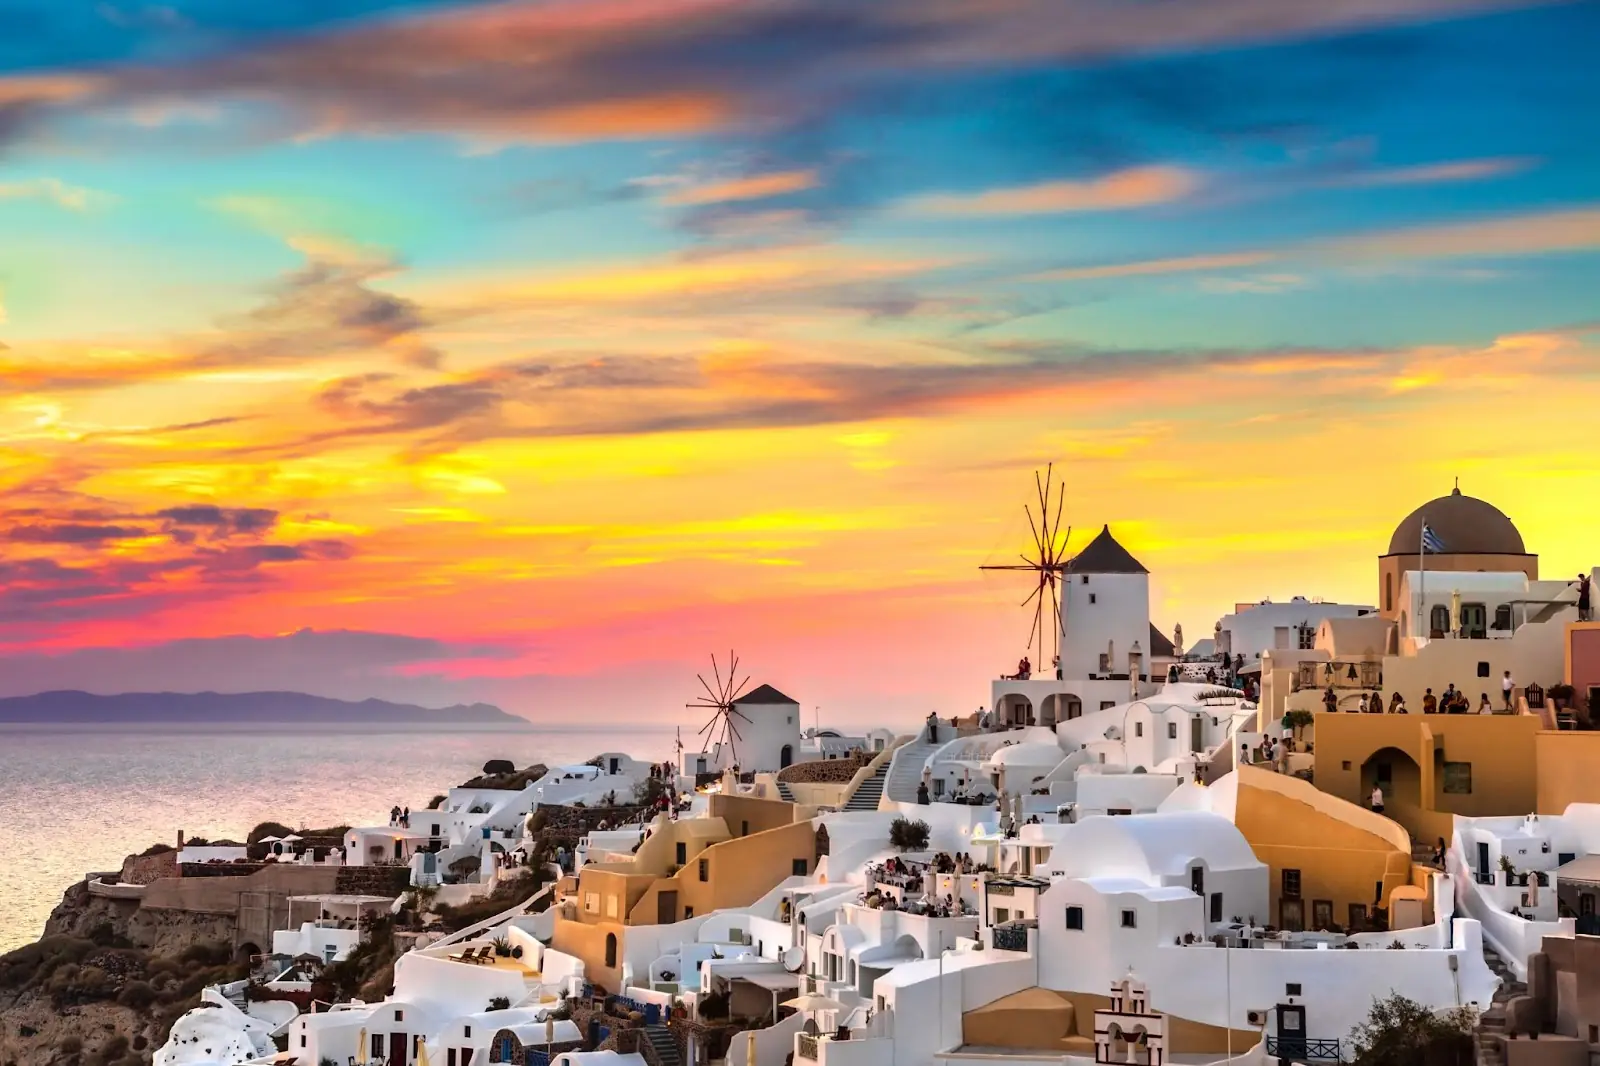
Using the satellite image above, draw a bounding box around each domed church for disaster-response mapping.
[1377,485,1537,622]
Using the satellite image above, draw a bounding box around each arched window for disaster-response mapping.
[1384,573,1393,613]
[1430,605,1450,636]
[605,933,617,969]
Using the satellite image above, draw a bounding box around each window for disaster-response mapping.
[1477,661,1491,678]
[699,858,709,882]
[1342,760,1352,771]
[1298,626,1316,651]
[1430,605,1450,635]
[605,933,618,968]
[1098,653,1110,672]
[584,892,600,913]
[1282,869,1302,899]
[1312,901,1333,929]
[395,1009,404,1021]
[1065,906,1084,930]
[1120,909,1137,928]
[1209,892,1222,922]
[684,907,694,919]
[741,820,749,836]
[1089,593,1097,604]
[432,823,441,836]
[301,1036,307,1049]
[1081,575,1089,584]
[465,1026,472,1039]
[1286,983,1302,997]
[605,894,618,918]
[1590,1026,1598,1044]
[676,842,687,865]
[792,858,808,876]
[995,907,1010,924]
[1167,722,1177,739]
[1384,573,1393,613]
[1100,701,1115,711]
[1494,605,1513,630]
[1135,722,1143,737]
[1190,867,1204,894]
[1443,762,1473,795]
[372,1035,386,1059]
[1348,903,1368,928]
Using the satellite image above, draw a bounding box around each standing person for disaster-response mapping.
[1580,573,1593,622]
[1423,688,1437,714]
[1478,693,1494,714]
[1370,784,1385,814]
[926,711,940,744]
[1502,670,1516,711]
[1239,742,1251,766]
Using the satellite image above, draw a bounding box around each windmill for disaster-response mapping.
[980,463,1071,666]
[688,651,752,767]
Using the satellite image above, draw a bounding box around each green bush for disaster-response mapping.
[1349,993,1474,1066]
[247,821,294,845]
[118,980,157,1010]
[888,817,930,851]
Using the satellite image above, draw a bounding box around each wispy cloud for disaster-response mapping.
[906,166,1199,217]
[0,177,111,211]
[666,169,820,206]
[1330,156,1536,188]
[0,0,1560,148]
[1028,251,1273,282]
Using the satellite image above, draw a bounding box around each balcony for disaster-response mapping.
[1266,1037,1341,1062]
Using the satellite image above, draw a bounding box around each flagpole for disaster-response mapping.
[1419,516,1426,640]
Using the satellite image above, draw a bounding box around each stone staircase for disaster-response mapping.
[1475,944,1525,1066]
[843,763,888,812]
[776,780,796,803]
[639,1025,683,1066]
[1412,841,1442,869]
[882,740,942,805]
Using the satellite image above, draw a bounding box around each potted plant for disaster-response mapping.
[1499,855,1516,883]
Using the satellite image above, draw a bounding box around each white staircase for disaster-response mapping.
[881,739,942,806]
[843,764,888,812]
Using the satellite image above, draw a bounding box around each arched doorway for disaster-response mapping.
[994,694,1034,729]
[604,933,618,968]
[1361,746,1423,827]
[1039,694,1060,727]
[780,745,793,769]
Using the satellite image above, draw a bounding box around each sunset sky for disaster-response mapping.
[1,0,1598,725]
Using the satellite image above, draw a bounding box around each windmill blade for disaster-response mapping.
[1049,484,1067,564]
[709,655,726,703]
[729,671,752,705]
[725,715,744,741]
[1024,504,1043,559]
[697,673,723,705]
[1021,582,1042,609]
[1029,595,1044,657]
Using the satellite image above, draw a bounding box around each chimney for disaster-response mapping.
[177,830,185,850]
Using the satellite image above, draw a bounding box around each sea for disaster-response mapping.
[0,724,677,955]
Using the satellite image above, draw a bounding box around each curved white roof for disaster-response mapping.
[1044,811,1258,883]
[989,739,1065,768]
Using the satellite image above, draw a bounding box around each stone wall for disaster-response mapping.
[178,862,269,878]
[336,866,412,896]
[119,849,178,885]
[777,752,871,784]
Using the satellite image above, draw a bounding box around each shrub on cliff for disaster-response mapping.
[118,979,157,1010]
[247,821,294,845]
[483,759,516,775]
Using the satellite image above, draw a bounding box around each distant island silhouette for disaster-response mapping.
[0,690,531,728]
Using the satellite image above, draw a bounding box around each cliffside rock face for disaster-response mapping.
[42,881,236,957]
[0,995,152,1066]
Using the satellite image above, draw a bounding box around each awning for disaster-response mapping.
[739,971,802,990]
[1557,856,1600,885]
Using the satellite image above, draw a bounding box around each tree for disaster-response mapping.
[888,817,930,852]
[1282,709,1316,738]
[1349,993,1474,1066]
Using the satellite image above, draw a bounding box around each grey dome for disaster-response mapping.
[1387,488,1525,556]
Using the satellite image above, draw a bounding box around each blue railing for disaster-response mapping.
[527,1052,551,1066]
[1266,1036,1341,1062]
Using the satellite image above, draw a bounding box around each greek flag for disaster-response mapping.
[1421,523,1445,554]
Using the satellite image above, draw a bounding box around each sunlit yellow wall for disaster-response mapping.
[1535,733,1600,814]
[629,819,816,925]
[1232,767,1418,927]
[1310,712,1540,843]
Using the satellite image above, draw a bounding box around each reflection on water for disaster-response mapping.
[0,725,675,953]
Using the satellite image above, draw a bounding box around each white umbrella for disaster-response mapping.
[282,834,304,842]
[783,994,848,1012]
[257,836,282,844]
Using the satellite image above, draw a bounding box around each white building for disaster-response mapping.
[681,683,805,776]
[270,894,391,964]
[990,526,1180,730]
[1213,597,1376,665]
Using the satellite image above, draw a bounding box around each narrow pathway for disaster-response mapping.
[1475,944,1525,1066]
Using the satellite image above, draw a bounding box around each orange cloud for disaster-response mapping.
[1027,251,1274,282]
[1333,156,1535,188]
[907,166,1199,217]
[666,169,820,206]
[1321,206,1600,261]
